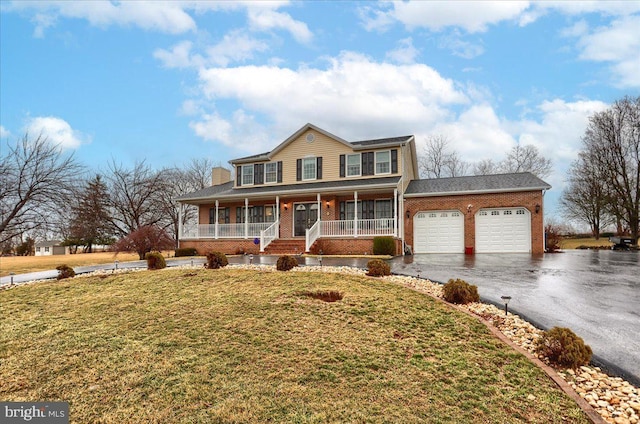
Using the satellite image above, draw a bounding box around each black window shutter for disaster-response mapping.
[236,166,242,186]
[236,207,242,223]
[254,163,264,185]
[391,149,398,173]
[277,161,283,183]
[296,159,302,181]
[365,152,374,175]
[317,157,322,179]
[361,153,368,176]
[209,208,215,224]
[339,201,345,220]
[339,154,345,177]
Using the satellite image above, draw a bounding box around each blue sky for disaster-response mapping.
[1,1,639,219]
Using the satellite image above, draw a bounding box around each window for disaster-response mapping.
[303,157,316,180]
[375,199,393,219]
[375,151,391,174]
[236,205,275,223]
[45,246,50,252]
[210,207,230,224]
[491,210,500,216]
[504,210,512,215]
[516,209,526,215]
[265,163,277,183]
[36,247,41,252]
[347,154,361,177]
[242,165,254,185]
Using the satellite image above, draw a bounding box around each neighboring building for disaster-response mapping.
[35,240,69,256]
[176,123,550,255]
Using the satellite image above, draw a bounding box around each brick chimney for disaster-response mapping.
[211,167,231,186]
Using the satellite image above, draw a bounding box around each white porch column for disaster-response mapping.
[317,193,321,222]
[354,191,358,238]
[244,198,249,239]
[214,200,219,239]
[393,188,398,237]
[275,195,280,222]
[178,204,183,242]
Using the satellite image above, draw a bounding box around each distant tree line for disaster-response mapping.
[561,95,640,239]
[1,133,214,256]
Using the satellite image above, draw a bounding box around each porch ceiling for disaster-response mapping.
[176,176,401,205]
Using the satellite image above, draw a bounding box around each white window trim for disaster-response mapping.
[302,157,317,181]
[265,162,277,184]
[375,150,391,175]
[346,153,361,177]
[242,165,254,186]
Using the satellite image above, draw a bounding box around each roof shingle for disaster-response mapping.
[405,172,551,196]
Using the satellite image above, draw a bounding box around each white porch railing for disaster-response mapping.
[305,220,321,252]
[320,218,396,237]
[181,223,272,239]
[260,220,279,252]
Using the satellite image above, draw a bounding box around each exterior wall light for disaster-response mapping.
[406,210,410,219]
[284,203,288,211]
[326,201,330,209]
[535,204,541,214]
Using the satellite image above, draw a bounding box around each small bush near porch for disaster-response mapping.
[373,236,396,255]
[0,269,589,423]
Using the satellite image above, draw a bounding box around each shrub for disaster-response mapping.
[145,251,166,270]
[56,264,75,280]
[112,225,175,260]
[442,278,480,304]
[373,236,396,256]
[301,290,344,302]
[276,255,298,271]
[206,251,228,269]
[366,259,390,277]
[535,327,592,368]
[175,247,198,257]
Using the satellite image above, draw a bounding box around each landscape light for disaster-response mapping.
[501,296,512,316]
[249,254,253,265]
[114,260,119,270]
[10,272,15,286]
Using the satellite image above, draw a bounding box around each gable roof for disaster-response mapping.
[35,240,63,247]
[175,176,401,204]
[231,123,415,164]
[405,172,551,197]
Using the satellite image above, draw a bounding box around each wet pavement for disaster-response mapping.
[2,251,638,385]
[390,250,640,386]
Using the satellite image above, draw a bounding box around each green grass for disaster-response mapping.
[0,269,589,423]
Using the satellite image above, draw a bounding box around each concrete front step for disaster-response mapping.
[264,239,306,254]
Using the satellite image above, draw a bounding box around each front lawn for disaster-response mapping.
[0,268,589,423]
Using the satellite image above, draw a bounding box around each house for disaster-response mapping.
[35,240,69,256]
[176,123,550,255]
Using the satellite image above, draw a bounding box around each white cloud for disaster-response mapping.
[0,125,10,138]
[25,116,89,149]
[573,15,640,88]
[362,1,531,33]
[191,51,468,152]
[206,30,270,67]
[386,37,419,64]
[154,40,203,69]
[247,7,312,43]
[437,31,485,59]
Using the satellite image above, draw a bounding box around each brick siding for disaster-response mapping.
[403,190,546,254]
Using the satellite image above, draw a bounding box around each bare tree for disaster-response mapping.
[104,160,169,237]
[500,144,553,179]
[560,151,613,239]
[185,158,216,190]
[157,167,198,247]
[581,95,640,238]
[0,133,84,244]
[418,135,469,178]
[472,158,500,176]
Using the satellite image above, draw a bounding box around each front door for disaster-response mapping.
[294,203,318,237]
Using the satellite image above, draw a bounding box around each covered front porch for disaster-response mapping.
[177,177,404,254]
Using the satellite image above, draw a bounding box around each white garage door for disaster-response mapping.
[475,208,531,253]
[413,210,464,253]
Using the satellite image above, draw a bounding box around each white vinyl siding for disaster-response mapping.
[375,151,390,175]
[347,153,361,177]
[265,162,277,183]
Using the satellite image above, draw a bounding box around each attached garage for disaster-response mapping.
[413,210,464,253]
[475,208,531,253]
